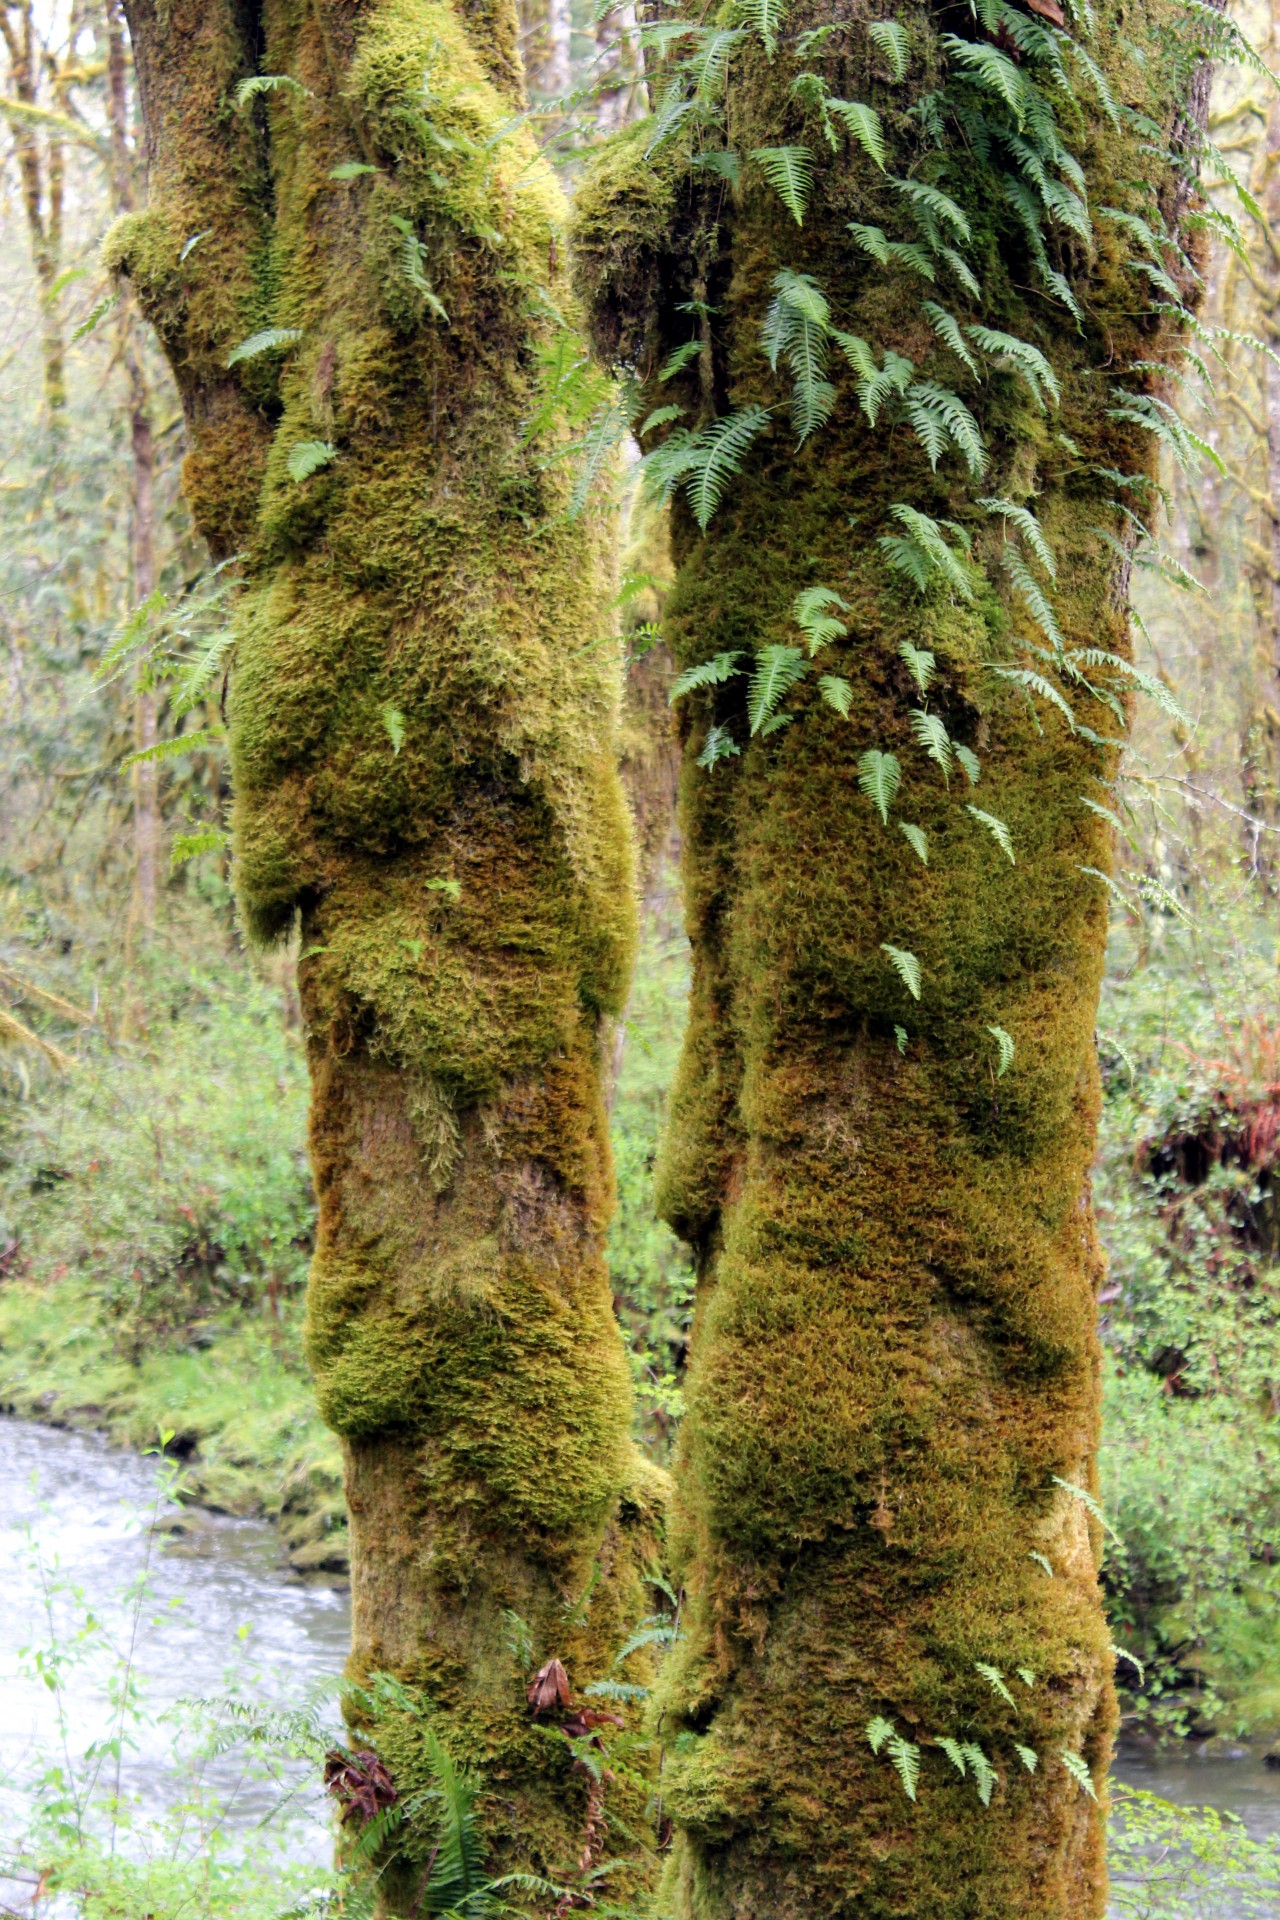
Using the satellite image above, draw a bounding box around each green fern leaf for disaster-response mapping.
[122,728,215,770]
[287,438,337,483]
[987,1025,1015,1076]
[975,1661,1018,1710]
[751,145,814,223]
[942,35,1026,122]
[1015,1744,1039,1773]
[994,665,1076,730]
[898,642,936,694]
[1051,1473,1121,1543]
[966,325,1060,409]
[967,805,1015,864]
[857,748,901,823]
[894,177,972,243]
[170,828,228,867]
[1112,1644,1145,1686]
[887,1731,921,1801]
[819,674,852,716]
[899,822,928,865]
[938,1736,969,1777]
[792,583,849,652]
[868,19,909,81]
[1016,1667,1036,1688]
[828,98,886,168]
[866,1715,896,1754]
[748,645,807,734]
[225,326,302,368]
[381,704,406,755]
[1060,1749,1098,1800]
[235,73,309,106]
[1028,1550,1054,1576]
[1002,547,1063,647]
[922,301,979,374]
[685,406,772,527]
[904,380,986,476]
[954,743,980,785]
[879,503,975,599]
[660,340,703,381]
[698,724,741,767]
[738,0,788,58]
[910,707,953,781]
[881,943,922,1000]
[980,496,1057,579]
[670,650,744,700]
[962,1741,998,1807]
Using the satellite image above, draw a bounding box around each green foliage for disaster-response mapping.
[224,327,302,368]
[286,439,337,483]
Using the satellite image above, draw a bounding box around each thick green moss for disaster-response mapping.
[574,2,1203,1914]
[122,0,662,1900]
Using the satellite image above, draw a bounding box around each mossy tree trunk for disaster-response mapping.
[574,2,1214,1914]
[113,0,661,1899]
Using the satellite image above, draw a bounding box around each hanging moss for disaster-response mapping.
[115,0,662,1901]
[573,0,1206,1912]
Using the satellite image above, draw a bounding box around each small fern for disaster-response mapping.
[868,19,909,82]
[747,645,807,734]
[899,822,928,865]
[987,1025,1015,1076]
[881,943,922,1000]
[866,1717,920,1799]
[792,583,849,652]
[1059,1749,1098,1801]
[225,326,302,368]
[751,145,815,223]
[670,650,743,700]
[287,439,337,483]
[966,805,1015,864]
[974,1662,1018,1710]
[857,748,901,823]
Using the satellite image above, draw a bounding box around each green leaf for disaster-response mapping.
[170,828,228,868]
[994,666,1076,731]
[954,743,980,786]
[979,496,1057,580]
[899,822,928,865]
[698,724,741,767]
[226,326,302,367]
[987,1025,1015,1076]
[818,674,852,717]
[737,0,788,58]
[894,1024,908,1054]
[747,645,807,734]
[922,301,979,374]
[638,405,683,435]
[1060,1749,1098,1801]
[894,178,972,243]
[1002,547,1063,647]
[868,19,909,81]
[381,703,406,755]
[1028,1550,1054,1576]
[866,1720,919,1799]
[857,748,901,823]
[910,707,953,781]
[235,73,309,106]
[966,805,1015,864]
[684,406,772,528]
[122,728,215,770]
[1051,1474,1121,1543]
[966,325,1060,410]
[750,145,815,224]
[1014,1744,1039,1774]
[903,379,986,476]
[828,99,886,168]
[792,583,849,653]
[866,1716,895,1754]
[330,160,378,179]
[1112,1645,1145,1686]
[426,877,462,902]
[962,1742,998,1807]
[660,339,703,382]
[178,229,212,263]
[71,294,118,343]
[938,1736,969,1777]
[881,943,922,1000]
[671,650,744,700]
[898,642,936,694]
[287,439,337,483]
[879,504,975,600]
[974,1661,1018,1710]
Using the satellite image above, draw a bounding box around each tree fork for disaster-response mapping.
[112,0,662,1899]
[575,0,1216,1913]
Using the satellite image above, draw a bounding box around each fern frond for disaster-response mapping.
[236,73,308,105]
[857,748,900,823]
[881,944,923,1001]
[1051,1473,1121,1542]
[670,650,743,700]
[698,724,741,767]
[121,727,216,770]
[966,325,1060,409]
[922,301,979,374]
[866,1715,895,1753]
[966,804,1015,864]
[868,19,909,81]
[819,674,852,716]
[899,821,928,864]
[736,0,788,58]
[894,178,972,243]
[937,1736,968,1776]
[880,503,976,601]
[748,645,807,734]
[910,707,953,781]
[954,743,980,786]
[898,642,936,693]
[979,496,1056,579]
[684,406,772,527]
[993,665,1075,729]
[846,224,936,280]
[750,145,814,223]
[942,35,1027,123]
[962,1741,998,1807]
[904,380,986,476]
[1002,547,1063,646]
[987,1025,1015,1075]
[287,439,337,483]
[1059,1749,1098,1800]
[1014,1743,1038,1773]
[225,326,302,368]
[828,98,886,167]
[792,584,849,652]
[974,1661,1018,1709]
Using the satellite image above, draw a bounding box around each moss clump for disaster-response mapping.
[122,0,662,1898]
[573,1,1205,1913]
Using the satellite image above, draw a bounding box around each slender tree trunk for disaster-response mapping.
[128,352,159,927]
[575,2,1212,1913]
[111,0,660,1898]
[2,0,66,419]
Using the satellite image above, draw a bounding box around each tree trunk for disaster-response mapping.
[574,3,1212,1913]
[111,0,660,1897]
[2,0,66,420]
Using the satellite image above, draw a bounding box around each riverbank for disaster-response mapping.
[0,1269,348,1577]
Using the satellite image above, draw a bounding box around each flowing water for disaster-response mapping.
[0,1417,351,1897]
[3,1416,1279,1916]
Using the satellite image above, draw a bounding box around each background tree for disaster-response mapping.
[110,0,661,1899]
[574,0,1229,1912]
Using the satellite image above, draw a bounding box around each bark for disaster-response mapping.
[574,3,1210,1914]
[2,0,67,419]
[110,0,661,1899]
[128,350,159,929]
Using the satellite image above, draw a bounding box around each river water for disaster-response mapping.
[2,1417,1278,1915]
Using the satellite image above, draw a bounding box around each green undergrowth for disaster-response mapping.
[0,932,345,1574]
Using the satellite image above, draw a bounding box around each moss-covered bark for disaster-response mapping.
[113,0,660,1898]
[574,3,1211,1913]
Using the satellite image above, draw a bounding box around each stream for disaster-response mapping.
[2,1416,1278,1915]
